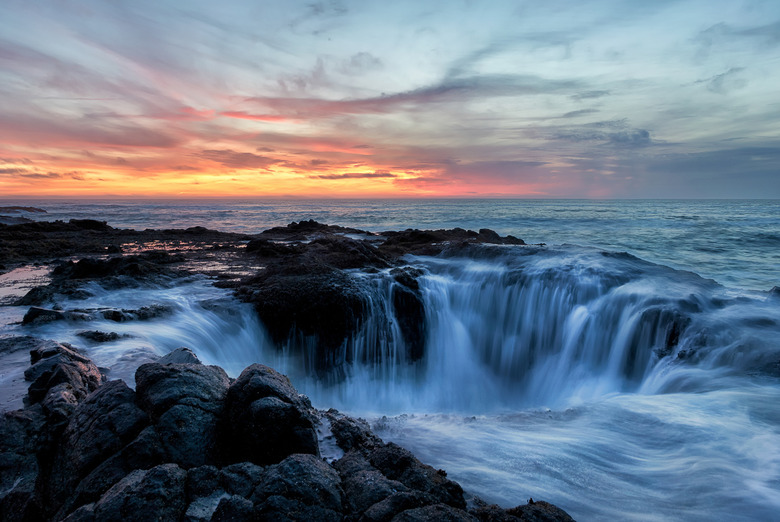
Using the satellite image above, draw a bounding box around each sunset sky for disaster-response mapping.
[1,0,778,198]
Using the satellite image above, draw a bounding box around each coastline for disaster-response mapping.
[0,218,573,521]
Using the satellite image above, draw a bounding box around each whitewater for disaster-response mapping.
[1,199,779,520]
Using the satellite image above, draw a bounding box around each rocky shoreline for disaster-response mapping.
[1,340,573,521]
[0,218,573,520]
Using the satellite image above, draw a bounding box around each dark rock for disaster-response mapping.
[76,331,122,343]
[69,219,112,231]
[343,469,408,514]
[238,270,369,369]
[245,238,299,257]
[135,362,229,417]
[0,406,46,522]
[222,364,318,465]
[390,278,426,361]
[212,495,255,521]
[769,286,780,300]
[47,380,149,514]
[254,495,342,522]
[361,491,439,522]
[220,462,265,498]
[326,410,383,452]
[369,443,466,509]
[394,503,478,521]
[505,499,575,522]
[157,346,201,365]
[251,453,343,512]
[187,465,222,499]
[135,362,230,467]
[24,341,102,405]
[22,306,90,325]
[91,464,187,522]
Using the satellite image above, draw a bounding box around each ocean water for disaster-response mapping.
[2,198,779,520]
[3,198,778,290]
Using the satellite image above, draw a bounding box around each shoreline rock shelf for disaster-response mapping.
[0,340,574,521]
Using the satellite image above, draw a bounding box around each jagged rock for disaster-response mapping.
[157,346,202,365]
[0,406,47,522]
[47,380,149,516]
[368,443,466,509]
[24,341,102,405]
[76,331,123,343]
[505,499,575,522]
[251,453,343,511]
[134,362,230,467]
[220,462,265,497]
[238,270,369,370]
[22,306,90,325]
[343,469,409,513]
[211,495,254,521]
[326,409,383,452]
[222,364,318,465]
[90,464,188,522]
[395,503,478,521]
[361,491,440,522]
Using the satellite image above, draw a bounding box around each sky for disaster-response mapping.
[0,0,778,198]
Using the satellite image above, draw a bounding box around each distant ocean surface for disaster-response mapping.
[3,198,778,291]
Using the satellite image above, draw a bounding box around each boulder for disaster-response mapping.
[47,380,149,514]
[134,362,230,467]
[394,503,478,521]
[90,464,188,522]
[222,364,318,465]
[251,453,343,511]
[156,346,202,365]
[369,443,466,509]
[0,407,47,522]
[24,341,102,405]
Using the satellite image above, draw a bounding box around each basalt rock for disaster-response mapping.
[0,346,574,522]
[221,364,319,466]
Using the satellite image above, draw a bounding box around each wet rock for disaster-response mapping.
[135,361,230,467]
[157,346,202,365]
[394,503,478,521]
[251,453,343,511]
[212,495,254,521]
[47,380,149,513]
[361,491,439,522]
[369,443,466,509]
[76,331,123,343]
[24,341,102,406]
[326,409,383,452]
[219,461,265,497]
[239,270,369,371]
[505,499,576,522]
[0,406,46,522]
[90,464,187,522]
[222,364,318,465]
[22,306,90,325]
[343,469,409,513]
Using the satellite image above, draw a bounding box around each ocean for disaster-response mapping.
[1,198,779,520]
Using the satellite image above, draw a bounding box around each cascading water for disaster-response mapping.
[282,246,778,414]
[6,244,780,520]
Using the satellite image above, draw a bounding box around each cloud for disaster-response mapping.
[340,52,383,74]
[198,149,280,169]
[570,90,611,101]
[315,171,396,180]
[0,167,30,175]
[244,73,585,120]
[220,111,290,122]
[562,109,599,118]
[608,129,651,146]
[695,68,746,94]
